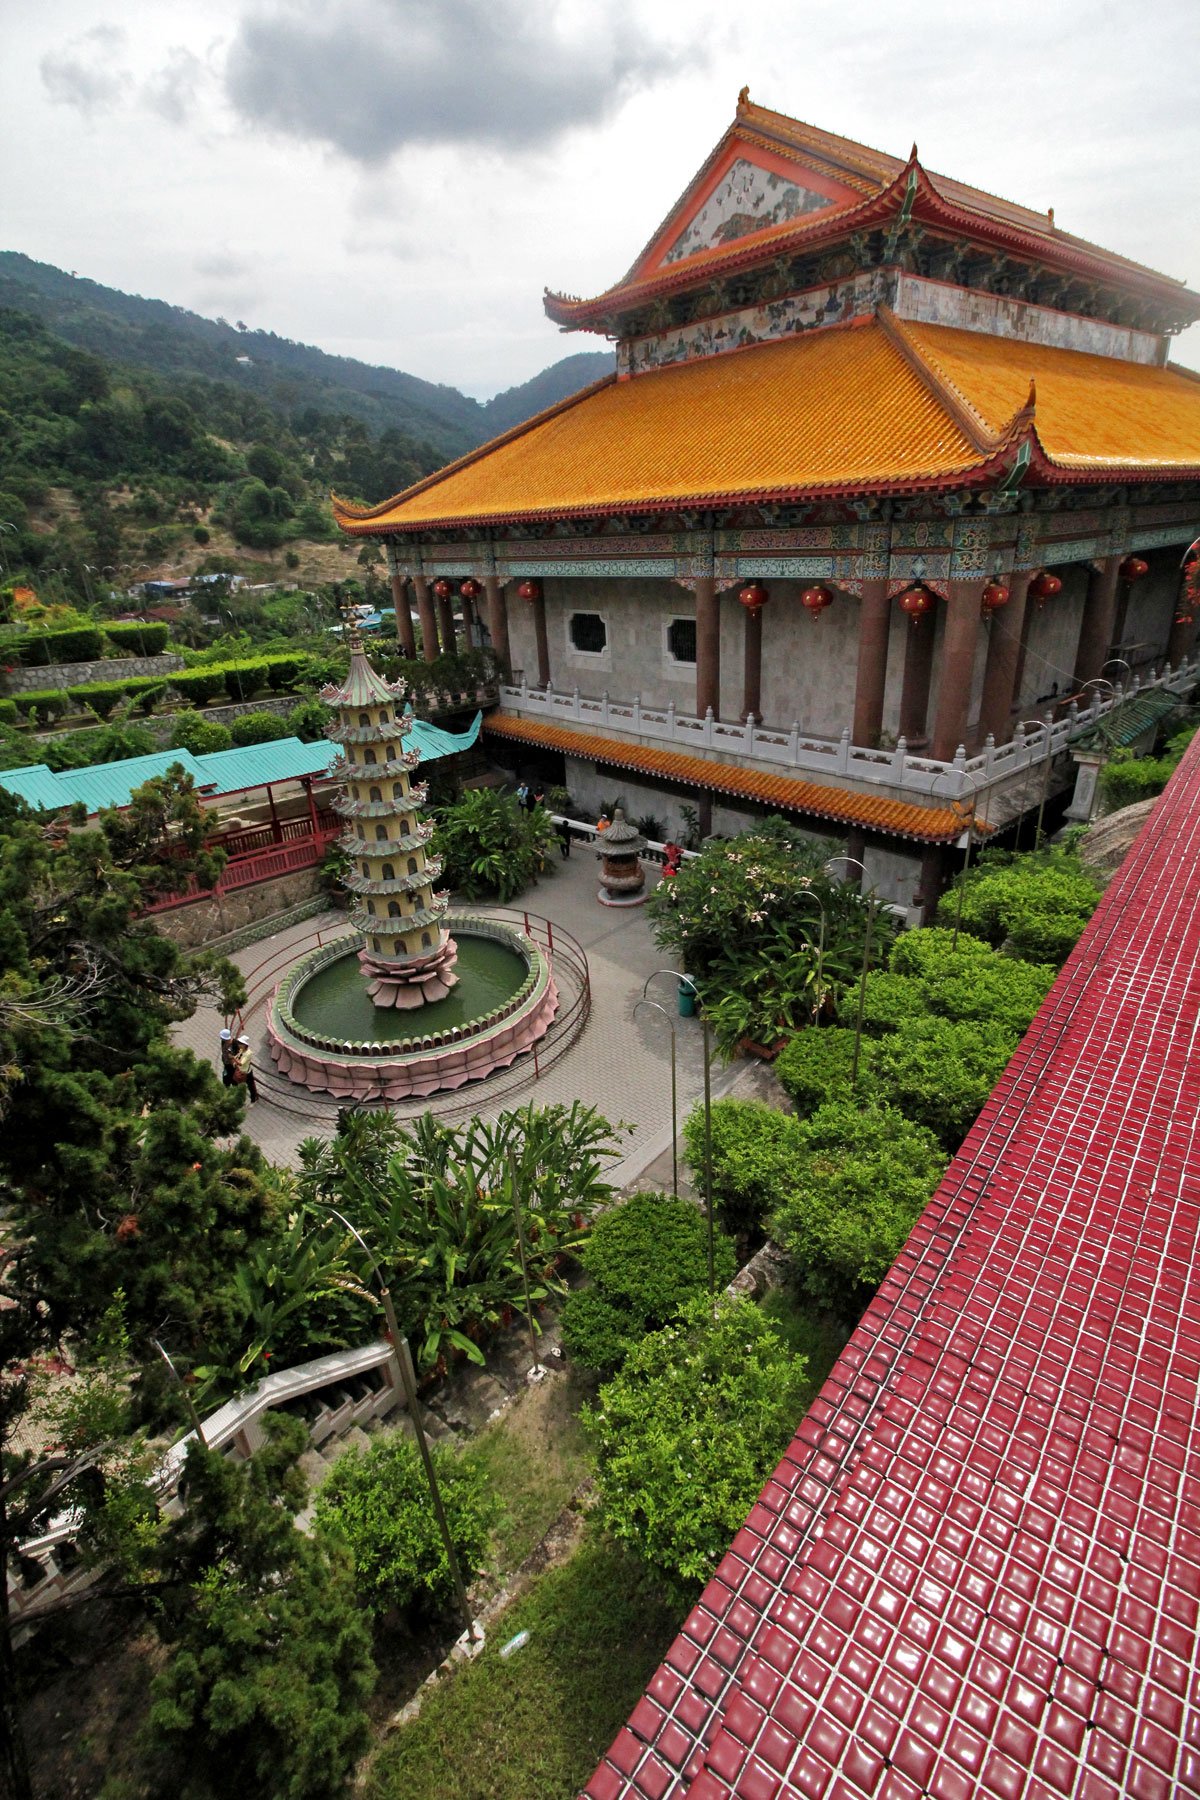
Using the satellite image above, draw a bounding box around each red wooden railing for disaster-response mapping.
[144,819,341,913]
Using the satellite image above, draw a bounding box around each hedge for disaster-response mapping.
[11,689,72,721]
[67,680,129,720]
[102,621,171,656]
[0,698,16,725]
[16,625,105,666]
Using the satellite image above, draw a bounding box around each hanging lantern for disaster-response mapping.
[1029,571,1063,607]
[899,585,934,623]
[738,581,769,612]
[1120,555,1149,583]
[517,578,542,602]
[799,583,833,618]
[981,581,1011,614]
[432,577,453,600]
[459,576,483,601]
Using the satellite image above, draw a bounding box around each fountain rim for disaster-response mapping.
[268,913,548,1064]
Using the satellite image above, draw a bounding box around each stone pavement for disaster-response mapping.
[173,848,752,1180]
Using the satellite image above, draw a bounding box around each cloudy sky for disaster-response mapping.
[6,0,1200,396]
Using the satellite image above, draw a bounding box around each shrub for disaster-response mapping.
[68,679,128,720]
[127,679,167,716]
[774,1029,857,1114]
[770,1102,946,1311]
[1098,754,1172,812]
[12,687,71,721]
[231,710,290,746]
[867,1015,1016,1148]
[560,1190,737,1371]
[286,694,332,742]
[264,654,302,691]
[0,698,16,725]
[859,970,927,1034]
[586,1294,809,1594]
[938,850,1101,966]
[434,787,556,902]
[17,623,105,665]
[170,713,233,755]
[686,1098,809,1243]
[888,929,1055,1036]
[103,621,170,656]
[170,666,229,706]
[314,1432,494,1615]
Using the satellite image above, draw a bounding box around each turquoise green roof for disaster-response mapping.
[0,714,482,816]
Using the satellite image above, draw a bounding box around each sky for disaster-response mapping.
[5,0,1200,398]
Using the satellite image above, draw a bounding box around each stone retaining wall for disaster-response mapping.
[4,652,186,693]
[31,694,296,748]
[149,867,324,947]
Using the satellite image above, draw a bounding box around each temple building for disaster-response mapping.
[334,92,1200,911]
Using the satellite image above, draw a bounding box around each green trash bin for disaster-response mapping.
[677,982,696,1018]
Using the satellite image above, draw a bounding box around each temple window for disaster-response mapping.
[361,861,370,877]
[372,937,381,951]
[407,856,419,874]
[367,900,376,915]
[375,824,388,841]
[667,617,697,664]
[386,744,396,761]
[394,784,406,802]
[421,931,432,948]
[398,813,410,831]
[382,863,395,881]
[379,708,390,724]
[364,748,377,765]
[369,784,382,802]
[358,712,370,727]
[388,901,401,918]
[569,611,608,654]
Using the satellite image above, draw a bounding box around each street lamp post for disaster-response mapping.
[644,967,714,1296]
[633,997,679,1197]
[325,1206,479,1644]
[152,1338,207,1448]
[823,855,880,1087]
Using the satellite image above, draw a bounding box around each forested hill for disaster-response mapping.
[0,252,613,458]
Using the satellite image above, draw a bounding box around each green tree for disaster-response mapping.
[586,1295,808,1595]
[170,712,234,755]
[433,787,555,902]
[147,1415,375,1800]
[230,709,290,745]
[315,1431,493,1616]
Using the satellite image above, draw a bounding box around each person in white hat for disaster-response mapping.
[233,1034,258,1103]
[218,1027,236,1087]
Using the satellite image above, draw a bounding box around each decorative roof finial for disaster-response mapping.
[909,142,919,163]
[337,586,364,653]
[1047,206,1055,229]
[737,85,750,107]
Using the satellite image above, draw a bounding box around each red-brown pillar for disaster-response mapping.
[385,546,417,658]
[437,588,457,655]
[1072,557,1121,687]
[930,580,986,762]
[484,574,511,676]
[695,577,720,719]
[741,600,763,721]
[914,844,950,919]
[977,570,1033,747]
[412,574,439,663]
[898,609,937,746]
[852,577,892,748]
[529,589,551,687]
[460,588,477,649]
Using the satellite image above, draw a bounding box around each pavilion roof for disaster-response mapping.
[543,95,1199,330]
[332,318,1200,536]
[585,727,1200,1800]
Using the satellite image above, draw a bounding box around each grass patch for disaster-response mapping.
[759,1286,853,1405]
[470,1368,594,1575]
[366,1528,679,1800]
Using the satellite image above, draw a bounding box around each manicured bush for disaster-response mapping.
[68,679,128,719]
[314,1431,494,1616]
[0,698,16,725]
[103,620,170,655]
[170,666,229,706]
[127,679,167,715]
[12,687,71,721]
[1098,754,1173,812]
[585,1294,809,1594]
[17,623,105,665]
[684,1098,808,1243]
[561,1189,736,1372]
[938,850,1102,966]
[774,1028,857,1114]
[286,694,332,741]
[770,1102,946,1311]
[888,928,1055,1036]
[859,970,927,1034]
[170,712,233,755]
[230,709,290,746]
[264,653,303,691]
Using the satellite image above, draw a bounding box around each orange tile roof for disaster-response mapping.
[482,712,979,844]
[333,318,1200,535]
[334,322,980,532]
[892,318,1200,472]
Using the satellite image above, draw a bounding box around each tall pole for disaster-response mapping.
[634,998,678,1198]
[326,1208,477,1642]
[508,1154,543,1377]
[645,969,713,1291]
[152,1339,207,1448]
[824,856,876,1086]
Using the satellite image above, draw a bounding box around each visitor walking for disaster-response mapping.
[219,1027,236,1086]
[596,811,611,835]
[516,782,529,809]
[557,818,572,859]
[532,788,545,812]
[233,1034,259,1103]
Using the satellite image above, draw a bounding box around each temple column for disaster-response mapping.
[1072,557,1121,687]
[437,588,457,655]
[695,577,720,719]
[530,589,551,687]
[460,587,476,648]
[741,598,763,721]
[898,607,937,747]
[929,581,985,762]
[852,578,891,748]
[385,545,417,658]
[413,574,439,664]
[484,574,511,675]
[977,570,1033,747]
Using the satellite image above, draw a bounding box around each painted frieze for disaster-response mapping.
[892,275,1162,366]
[662,158,833,266]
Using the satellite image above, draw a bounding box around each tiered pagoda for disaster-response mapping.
[323,618,458,1008]
[334,91,1200,917]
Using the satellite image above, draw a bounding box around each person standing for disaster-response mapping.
[219,1027,236,1087]
[234,1034,259,1103]
[516,782,529,810]
[596,812,610,835]
[557,818,572,859]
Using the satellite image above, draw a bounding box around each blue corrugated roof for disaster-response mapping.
[0,713,483,815]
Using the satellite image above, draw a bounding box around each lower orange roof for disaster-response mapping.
[483,712,977,843]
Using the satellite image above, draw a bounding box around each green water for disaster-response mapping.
[292,936,528,1043]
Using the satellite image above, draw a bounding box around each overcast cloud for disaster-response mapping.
[6,0,1200,398]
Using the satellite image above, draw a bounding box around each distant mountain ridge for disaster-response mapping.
[0,252,613,461]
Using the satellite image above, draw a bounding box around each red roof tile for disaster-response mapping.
[587,735,1200,1798]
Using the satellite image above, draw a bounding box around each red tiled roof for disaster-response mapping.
[586,735,1200,1800]
[482,712,975,844]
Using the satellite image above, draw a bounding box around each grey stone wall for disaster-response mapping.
[5,653,186,694]
[32,695,296,750]
[149,868,324,948]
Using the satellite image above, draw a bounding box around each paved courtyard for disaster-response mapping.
[175,847,755,1184]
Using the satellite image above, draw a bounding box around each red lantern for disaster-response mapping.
[459,577,483,601]
[738,582,769,612]
[981,581,1011,614]
[517,578,542,602]
[1120,556,1149,583]
[899,586,934,622]
[1029,571,1063,606]
[800,583,833,618]
[432,577,453,600]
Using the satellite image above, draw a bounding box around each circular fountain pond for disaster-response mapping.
[266,915,559,1101]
